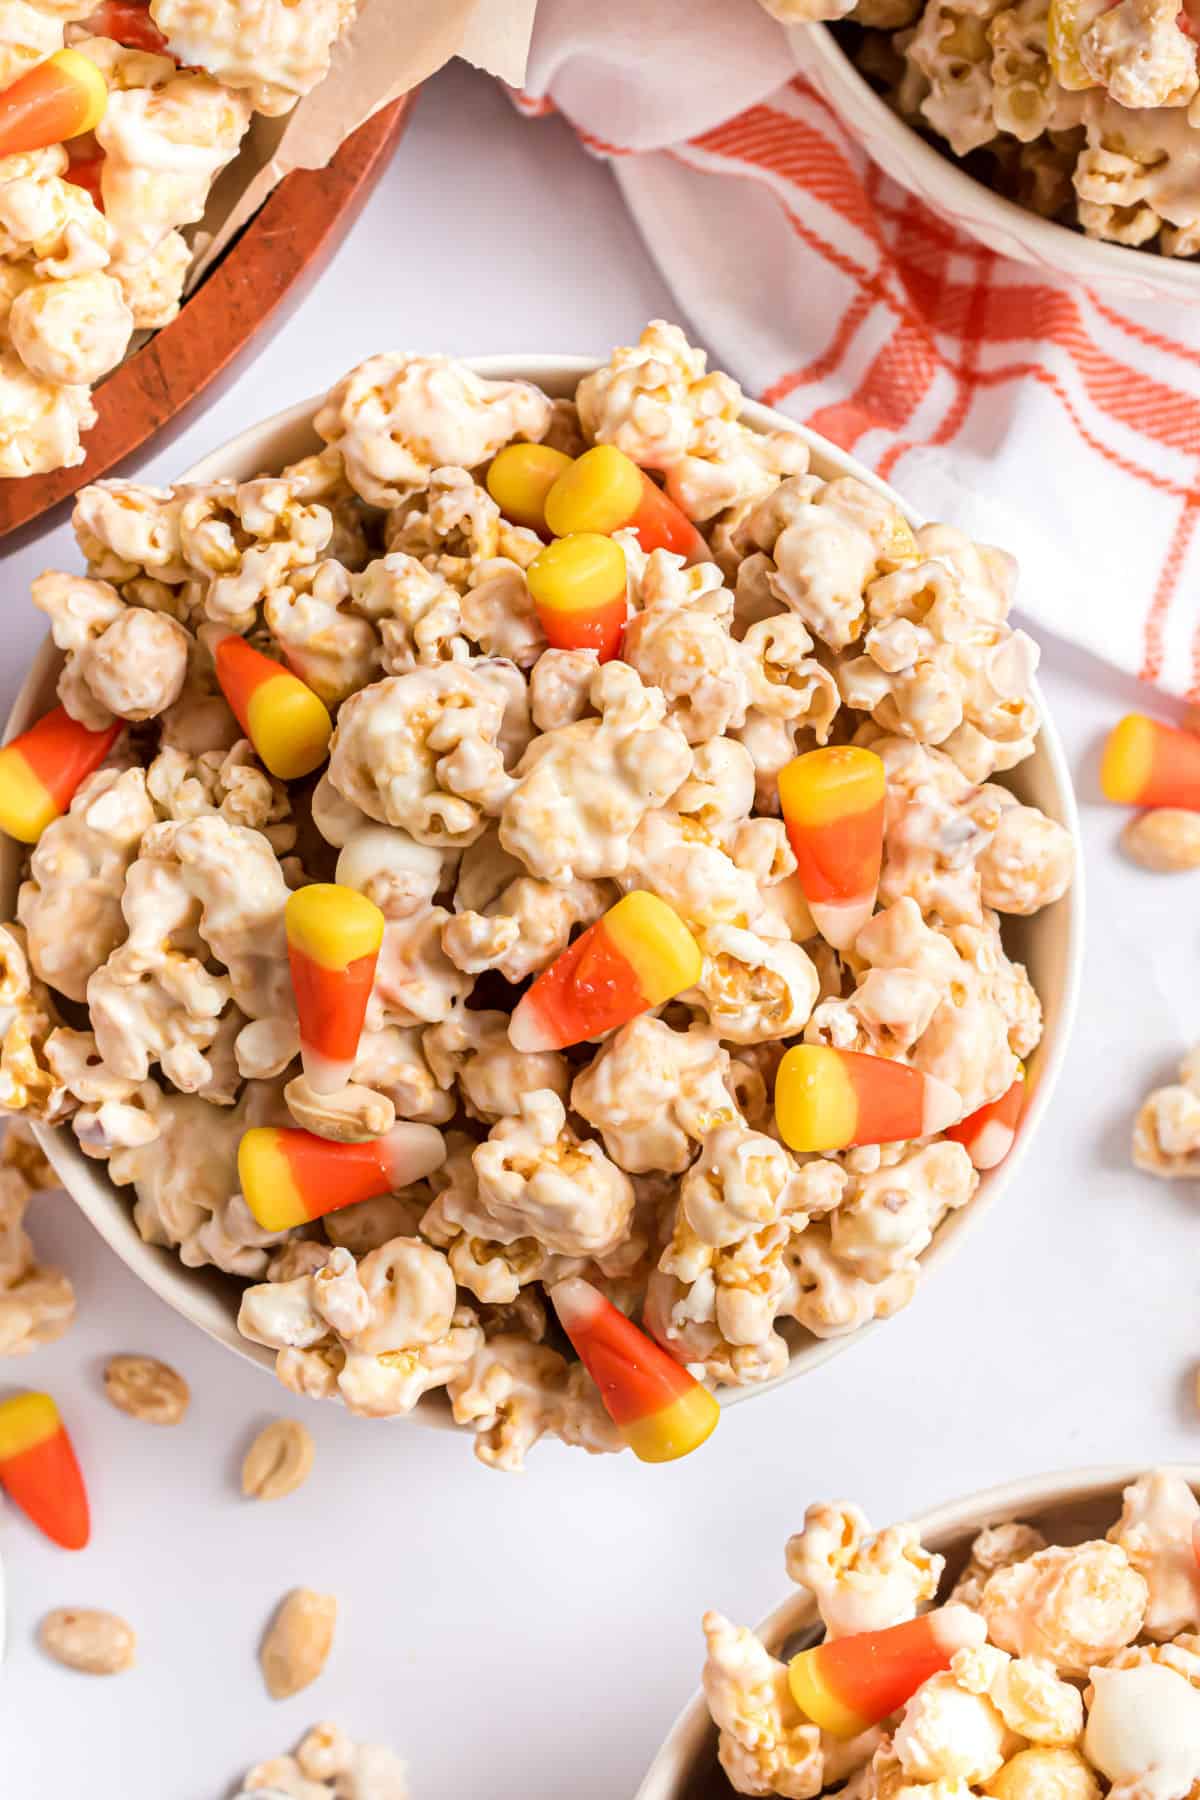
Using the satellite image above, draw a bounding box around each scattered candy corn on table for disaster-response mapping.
[0,62,1191,1800]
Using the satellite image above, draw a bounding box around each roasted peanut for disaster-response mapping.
[242,1418,315,1502]
[1122,808,1200,872]
[39,1608,135,1675]
[103,1354,190,1424]
[260,1589,337,1700]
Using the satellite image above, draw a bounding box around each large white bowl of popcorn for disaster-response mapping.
[789,15,1200,305]
[638,1463,1200,1798]
[0,324,1081,1471]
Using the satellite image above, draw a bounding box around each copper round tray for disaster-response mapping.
[0,91,414,544]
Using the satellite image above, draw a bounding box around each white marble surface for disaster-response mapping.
[1,57,1197,1800]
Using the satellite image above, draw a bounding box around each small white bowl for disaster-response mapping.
[637,1463,1200,1797]
[791,23,1200,306]
[3,357,1083,1418]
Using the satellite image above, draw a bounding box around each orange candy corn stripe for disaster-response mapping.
[787,1606,985,1740]
[0,49,108,157]
[82,1,172,54]
[544,445,708,563]
[509,892,701,1053]
[0,1392,89,1550]
[238,1122,446,1232]
[778,746,885,950]
[0,705,121,843]
[526,532,628,662]
[286,884,385,1093]
[486,443,573,534]
[213,634,332,781]
[550,1278,719,1463]
[946,1066,1025,1171]
[1101,714,1200,810]
[775,1045,961,1153]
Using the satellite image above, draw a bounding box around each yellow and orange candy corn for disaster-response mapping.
[286,884,385,1094]
[0,705,121,844]
[213,633,332,782]
[486,443,573,534]
[549,1277,719,1463]
[775,1045,961,1153]
[544,444,709,563]
[778,746,885,951]
[82,1,172,54]
[0,1392,89,1550]
[946,1066,1025,1171]
[238,1122,446,1232]
[509,891,701,1053]
[0,49,107,158]
[526,532,629,662]
[788,1605,985,1740]
[1101,714,1200,810]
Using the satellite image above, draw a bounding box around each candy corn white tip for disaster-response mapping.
[967,1119,1016,1170]
[379,1123,447,1188]
[809,895,876,952]
[922,1076,963,1139]
[931,1604,987,1655]
[507,996,557,1054]
[549,1276,604,1334]
[300,1049,357,1095]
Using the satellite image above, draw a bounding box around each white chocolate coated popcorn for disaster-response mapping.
[150,0,358,116]
[1134,1047,1200,1178]
[236,1720,408,1800]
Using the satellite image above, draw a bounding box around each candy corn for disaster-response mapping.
[0,49,108,158]
[774,1045,961,1153]
[65,148,104,208]
[525,532,628,662]
[486,443,573,534]
[213,634,332,782]
[787,1606,985,1740]
[82,1,172,54]
[946,1067,1025,1171]
[286,884,385,1094]
[238,1123,446,1232]
[549,1277,719,1463]
[0,705,121,844]
[1101,715,1200,810]
[543,444,709,562]
[778,746,885,950]
[0,1392,89,1550]
[509,892,701,1053]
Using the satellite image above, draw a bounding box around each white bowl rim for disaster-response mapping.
[12,353,1083,1414]
[791,22,1200,305]
[635,1460,1200,1798]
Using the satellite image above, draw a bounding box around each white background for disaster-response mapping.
[2,60,1198,1800]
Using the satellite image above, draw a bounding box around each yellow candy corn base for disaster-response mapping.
[787,1649,869,1741]
[237,1130,307,1232]
[0,1390,57,1458]
[246,676,332,782]
[605,892,702,1006]
[0,749,57,844]
[622,1385,720,1463]
[285,884,384,968]
[775,1046,858,1153]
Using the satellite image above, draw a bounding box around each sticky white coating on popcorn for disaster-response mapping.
[981,1540,1148,1674]
[786,1502,945,1637]
[149,0,359,116]
[236,1719,408,1799]
[0,325,1069,1465]
[0,1123,75,1356]
[1133,1046,1200,1178]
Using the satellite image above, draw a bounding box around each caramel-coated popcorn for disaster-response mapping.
[0,328,1069,1467]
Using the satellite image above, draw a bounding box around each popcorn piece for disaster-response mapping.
[526,531,628,662]
[1134,1043,1200,1176]
[981,1540,1147,1674]
[550,1275,719,1462]
[447,1329,622,1472]
[1102,713,1200,809]
[236,1722,409,1800]
[701,1609,826,1797]
[423,1005,566,1123]
[148,0,358,116]
[0,1389,89,1549]
[572,1017,739,1174]
[213,632,332,782]
[0,1151,75,1357]
[893,1668,1009,1782]
[9,268,130,386]
[779,747,886,950]
[787,1606,987,1741]
[500,661,693,883]
[0,702,121,844]
[986,1747,1100,1800]
[285,884,385,1094]
[0,47,107,156]
[623,549,750,746]
[977,798,1073,915]
[111,225,188,327]
[486,440,573,532]
[237,1122,446,1231]
[1083,1662,1200,1797]
[509,891,701,1053]
[328,664,516,849]
[315,354,552,508]
[1107,1469,1200,1640]
[950,1521,1047,1609]
[33,571,189,728]
[0,344,96,477]
[264,558,379,707]
[545,443,708,562]
[775,1044,961,1152]
[686,923,820,1045]
[785,1502,944,1637]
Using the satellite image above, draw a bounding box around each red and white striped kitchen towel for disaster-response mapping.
[518,0,1200,698]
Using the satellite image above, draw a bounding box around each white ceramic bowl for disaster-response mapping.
[790,23,1200,306]
[637,1463,1200,1798]
[2,356,1083,1420]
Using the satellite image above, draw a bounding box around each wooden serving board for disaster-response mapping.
[0,91,414,545]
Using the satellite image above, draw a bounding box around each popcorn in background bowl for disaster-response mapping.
[0,323,1081,1471]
